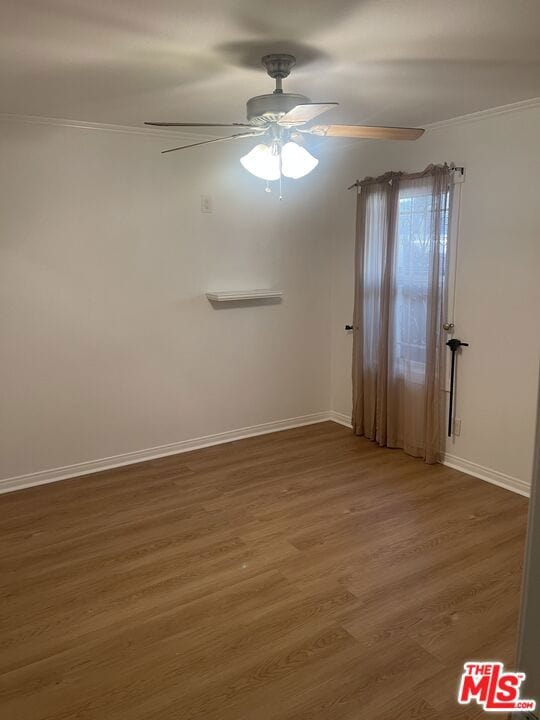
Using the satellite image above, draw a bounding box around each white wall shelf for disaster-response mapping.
[205,289,283,302]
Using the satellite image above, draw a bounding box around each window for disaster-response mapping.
[393,183,450,382]
[352,164,459,462]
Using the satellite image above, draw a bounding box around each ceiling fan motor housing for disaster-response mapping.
[246,93,311,125]
[246,53,310,124]
[261,53,296,79]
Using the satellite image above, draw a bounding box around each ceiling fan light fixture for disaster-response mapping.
[281,141,319,179]
[148,52,425,194]
[240,143,280,181]
[240,140,318,183]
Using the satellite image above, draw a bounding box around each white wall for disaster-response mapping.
[0,119,333,481]
[2,102,539,490]
[516,374,540,704]
[327,101,540,487]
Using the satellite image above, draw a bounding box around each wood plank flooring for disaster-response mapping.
[0,421,528,719]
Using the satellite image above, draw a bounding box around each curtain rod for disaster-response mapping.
[348,165,464,190]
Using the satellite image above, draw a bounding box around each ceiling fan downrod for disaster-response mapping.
[261,54,296,94]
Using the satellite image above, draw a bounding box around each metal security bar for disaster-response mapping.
[447,338,469,437]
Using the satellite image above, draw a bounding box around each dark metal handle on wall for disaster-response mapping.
[447,338,469,437]
[345,324,354,331]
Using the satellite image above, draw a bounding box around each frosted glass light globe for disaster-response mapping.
[240,144,280,181]
[281,142,319,179]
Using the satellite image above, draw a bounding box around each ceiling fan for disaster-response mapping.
[145,54,425,191]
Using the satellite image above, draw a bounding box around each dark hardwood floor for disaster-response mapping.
[0,421,528,719]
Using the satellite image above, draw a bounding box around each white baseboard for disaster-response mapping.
[1,411,530,499]
[328,410,352,428]
[331,410,530,498]
[442,453,530,498]
[0,412,330,495]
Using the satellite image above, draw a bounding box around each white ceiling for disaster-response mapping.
[1,0,539,131]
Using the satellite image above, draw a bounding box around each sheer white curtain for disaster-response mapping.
[352,165,450,463]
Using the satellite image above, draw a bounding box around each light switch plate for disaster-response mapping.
[201,195,212,213]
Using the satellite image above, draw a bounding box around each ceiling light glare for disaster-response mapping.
[281,141,319,179]
[240,144,280,181]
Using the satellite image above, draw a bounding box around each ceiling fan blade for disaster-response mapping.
[305,124,425,140]
[277,103,338,126]
[161,131,264,154]
[146,122,254,128]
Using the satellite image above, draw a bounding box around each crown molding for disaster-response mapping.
[319,96,540,154]
[0,112,212,141]
[424,97,540,131]
[2,96,538,141]
[323,96,540,148]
